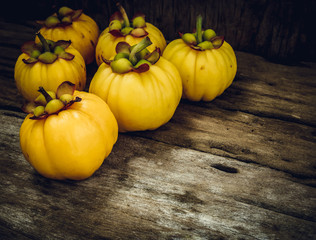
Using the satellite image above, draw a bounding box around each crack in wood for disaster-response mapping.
[237,109,316,128]
[0,107,26,119]
[233,196,316,223]
[211,163,239,174]
[126,133,316,186]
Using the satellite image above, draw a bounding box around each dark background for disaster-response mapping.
[1,0,315,63]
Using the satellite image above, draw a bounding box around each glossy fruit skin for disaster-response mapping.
[163,39,237,101]
[95,23,166,65]
[19,91,118,180]
[38,13,99,64]
[14,46,86,102]
[89,57,182,132]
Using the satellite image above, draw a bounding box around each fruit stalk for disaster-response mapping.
[117,2,130,27]
[38,87,53,103]
[196,15,203,44]
[36,32,50,52]
[129,37,152,65]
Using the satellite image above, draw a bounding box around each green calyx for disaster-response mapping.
[108,3,148,37]
[37,6,83,28]
[23,81,81,119]
[102,36,160,74]
[181,15,224,51]
[21,32,74,64]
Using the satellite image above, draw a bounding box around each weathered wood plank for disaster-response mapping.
[0,112,315,239]
[2,0,315,61]
[0,15,315,239]
[0,26,36,50]
[1,41,315,184]
[127,52,316,184]
[0,73,24,110]
[2,30,314,124]
[108,0,316,61]
[133,105,316,183]
[218,52,316,126]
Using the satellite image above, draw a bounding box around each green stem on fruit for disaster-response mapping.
[129,37,152,65]
[117,2,130,27]
[196,15,203,44]
[38,87,53,103]
[36,32,50,52]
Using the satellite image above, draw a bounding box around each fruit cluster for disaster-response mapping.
[104,37,161,74]
[181,16,224,51]
[22,33,74,64]
[38,6,83,28]
[108,3,148,38]
[14,4,237,180]
[27,82,81,119]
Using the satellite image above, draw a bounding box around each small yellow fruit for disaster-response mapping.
[45,16,60,28]
[45,99,65,114]
[109,20,122,31]
[110,58,133,74]
[132,16,146,28]
[33,106,45,117]
[35,91,56,105]
[59,94,73,104]
[58,6,73,16]
[203,29,216,41]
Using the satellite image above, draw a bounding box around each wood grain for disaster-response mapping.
[92,0,315,61]
[128,52,316,185]
[1,113,315,239]
[1,0,315,61]
[0,16,315,239]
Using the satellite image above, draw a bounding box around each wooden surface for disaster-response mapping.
[1,18,316,239]
[2,0,315,62]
